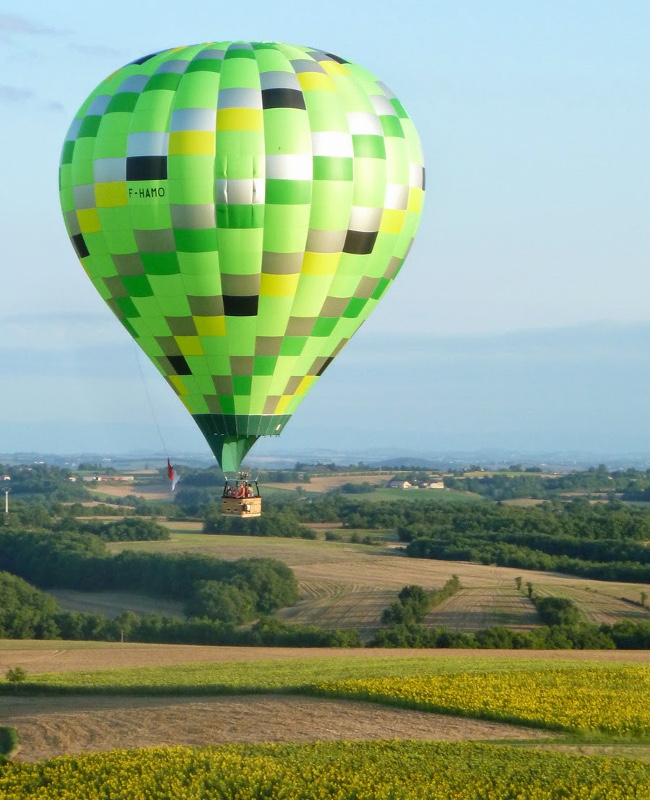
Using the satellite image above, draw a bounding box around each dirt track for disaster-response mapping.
[1,643,650,674]
[0,694,555,762]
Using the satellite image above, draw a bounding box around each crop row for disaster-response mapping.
[2,741,650,799]
[313,666,650,736]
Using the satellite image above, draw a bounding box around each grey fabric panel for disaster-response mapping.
[261,251,303,274]
[266,154,312,180]
[189,295,224,315]
[65,210,81,236]
[348,206,383,232]
[65,118,82,141]
[112,252,145,275]
[263,396,281,414]
[205,396,223,413]
[371,95,397,116]
[73,184,96,210]
[106,298,125,319]
[213,375,234,394]
[384,183,409,211]
[255,337,283,356]
[216,178,265,205]
[347,112,382,136]
[220,273,261,296]
[383,256,402,280]
[306,229,347,253]
[308,356,329,375]
[194,49,225,59]
[229,42,252,50]
[291,59,326,73]
[103,276,128,298]
[127,131,169,158]
[170,108,216,131]
[285,316,315,336]
[230,356,254,375]
[155,336,182,356]
[170,204,216,229]
[86,95,111,116]
[260,71,301,90]
[166,316,198,335]
[94,158,127,183]
[331,337,349,357]
[117,75,149,93]
[284,376,302,394]
[217,88,262,109]
[155,60,189,73]
[320,297,349,317]
[134,228,176,253]
[354,276,380,298]
[376,81,396,98]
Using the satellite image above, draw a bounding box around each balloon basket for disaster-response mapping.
[221,495,262,517]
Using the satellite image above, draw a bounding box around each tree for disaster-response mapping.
[5,666,27,693]
[526,581,534,599]
[515,576,523,591]
[641,591,648,608]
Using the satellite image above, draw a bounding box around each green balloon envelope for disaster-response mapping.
[59,41,425,473]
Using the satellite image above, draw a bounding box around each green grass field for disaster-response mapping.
[341,488,484,503]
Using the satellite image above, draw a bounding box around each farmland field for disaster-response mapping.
[1,694,552,762]
[49,590,184,619]
[4,741,650,800]
[101,531,650,630]
[423,586,540,632]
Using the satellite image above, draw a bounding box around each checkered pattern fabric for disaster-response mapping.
[60,41,424,471]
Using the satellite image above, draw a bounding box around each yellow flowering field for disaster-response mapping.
[314,667,650,736]
[1,741,650,800]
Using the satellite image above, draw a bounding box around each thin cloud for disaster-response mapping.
[70,43,127,59]
[0,13,63,40]
[0,85,34,104]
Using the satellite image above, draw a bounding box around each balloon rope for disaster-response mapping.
[132,341,170,459]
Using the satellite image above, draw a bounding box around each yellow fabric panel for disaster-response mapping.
[216,108,263,131]
[175,336,204,356]
[169,375,188,395]
[260,272,300,297]
[94,182,128,208]
[195,316,226,336]
[168,131,215,156]
[301,251,340,276]
[275,395,292,414]
[408,188,424,213]
[320,61,351,77]
[297,72,335,92]
[76,208,101,233]
[295,375,315,395]
[380,209,407,234]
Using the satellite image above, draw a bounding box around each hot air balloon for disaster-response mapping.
[59,41,424,516]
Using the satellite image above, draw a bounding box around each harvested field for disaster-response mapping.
[262,474,392,493]
[278,583,394,638]
[423,587,540,632]
[106,533,650,631]
[534,585,650,626]
[0,694,554,762]
[1,642,650,676]
[49,590,184,619]
[88,483,171,500]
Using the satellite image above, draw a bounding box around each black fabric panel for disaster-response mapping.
[71,233,89,259]
[324,52,349,64]
[342,229,379,255]
[168,355,192,375]
[316,356,334,376]
[223,295,259,316]
[126,156,168,181]
[127,51,164,65]
[261,88,306,110]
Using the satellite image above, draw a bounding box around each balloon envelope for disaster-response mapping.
[60,41,424,472]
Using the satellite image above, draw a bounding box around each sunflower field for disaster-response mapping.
[314,666,650,736]
[2,741,650,800]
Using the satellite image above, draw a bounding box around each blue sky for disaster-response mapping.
[0,2,649,457]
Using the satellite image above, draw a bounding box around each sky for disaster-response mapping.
[0,1,649,458]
